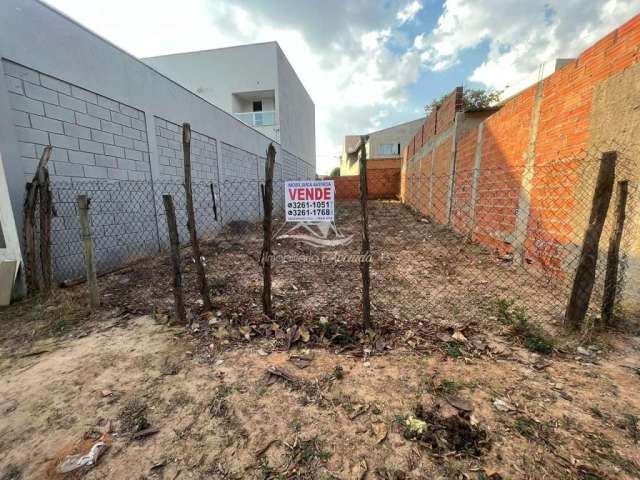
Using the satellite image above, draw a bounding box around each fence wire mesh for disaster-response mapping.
[40,145,639,332]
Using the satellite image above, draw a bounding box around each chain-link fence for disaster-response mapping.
[379,145,639,327]
[42,145,638,331]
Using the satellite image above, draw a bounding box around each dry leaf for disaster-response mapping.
[446,395,473,412]
[371,422,388,444]
[239,326,251,340]
[213,326,229,339]
[299,326,310,343]
[451,331,468,342]
[350,458,368,480]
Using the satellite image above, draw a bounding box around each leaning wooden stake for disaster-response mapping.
[77,195,100,309]
[565,151,616,331]
[358,135,371,330]
[23,146,52,294]
[38,159,53,296]
[163,194,187,324]
[261,144,276,318]
[182,123,212,311]
[601,180,629,326]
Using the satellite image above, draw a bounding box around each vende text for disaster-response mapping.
[288,187,332,201]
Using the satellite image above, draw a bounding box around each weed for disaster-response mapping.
[294,436,330,463]
[208,385,231,417]
[624,414,639,443]
[494,298,554,354]
[49,318,66,336]
[495,298,515,324]
[514,416,536,438]
[290,419,302,433]
[439,378,477,395]
[258,457,284,480]
[445,342,462,358]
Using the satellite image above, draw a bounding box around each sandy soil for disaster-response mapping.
[1,200,639,479]
[1,315,639,479]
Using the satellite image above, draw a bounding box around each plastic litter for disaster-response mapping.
[56,440,107,473]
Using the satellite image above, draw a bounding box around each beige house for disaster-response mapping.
[340,118,423,175]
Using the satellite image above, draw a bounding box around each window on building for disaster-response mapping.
[379,143,398,156]
[252,101,263,112]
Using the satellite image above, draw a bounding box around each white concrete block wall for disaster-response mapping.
[3,60,151,184]
[152,117,222,246]
[219,142,262,222]
[0,0,316,285]
[154,116,218,181]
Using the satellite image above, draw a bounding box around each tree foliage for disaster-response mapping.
[425,88,503,114]
[329,166,341,177]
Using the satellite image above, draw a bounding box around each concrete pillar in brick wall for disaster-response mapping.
[469,123,485,232]
[446,112,463,224]
[513,80,545,264]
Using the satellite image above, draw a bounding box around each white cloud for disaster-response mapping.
[44,0,426,174]
[416,0,640,96]
[42,0,640,174]
[397,1,423,24]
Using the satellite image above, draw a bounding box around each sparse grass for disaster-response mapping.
[258,436,330,479]
[514,416,536,438]
[208,385,231,417]
[49,318,67,336]
[293,436,330,464]
[439,378,477,395]
[445,342,462,358]
[495,298,554,354]
[624,414,639,443]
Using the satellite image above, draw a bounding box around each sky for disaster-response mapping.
[43,0,640,174]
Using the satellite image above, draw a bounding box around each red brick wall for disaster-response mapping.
[451,127,478,234]
[436,86,463,134]
[431,139,453,224]
[401,14,640,276]
[368,157,401,169]
[334,168,400,200]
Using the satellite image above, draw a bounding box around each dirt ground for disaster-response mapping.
[1,201,639,479]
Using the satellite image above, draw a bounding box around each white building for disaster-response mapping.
[340,118,423,175]
[144,42,316,168]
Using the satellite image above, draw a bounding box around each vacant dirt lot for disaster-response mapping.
[1,201,639,479]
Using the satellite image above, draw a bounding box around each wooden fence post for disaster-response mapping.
[601,180,629,326]
[182,122,212,312]
[38,159,53,296]
[163,194,187,324]
[77,195,100,308]
[261,144,276,318]
[565,151,616,331]
[23,146,52,294]
[358,135,372,330]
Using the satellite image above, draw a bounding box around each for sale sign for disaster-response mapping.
[285,180,334,223]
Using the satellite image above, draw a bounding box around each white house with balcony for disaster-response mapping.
[144,42,315,167]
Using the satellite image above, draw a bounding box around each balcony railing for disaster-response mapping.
[233,110,277,127]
